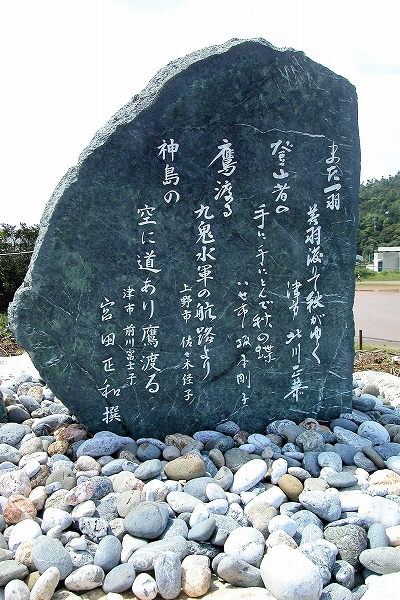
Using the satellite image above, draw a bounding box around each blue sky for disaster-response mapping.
[1,0,399,225]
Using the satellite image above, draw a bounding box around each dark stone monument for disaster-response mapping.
[9,39,360,438]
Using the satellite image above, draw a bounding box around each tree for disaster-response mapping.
[356,171,400,258]
[0,223,39,310]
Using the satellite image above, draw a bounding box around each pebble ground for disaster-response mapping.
[0,366,400,600]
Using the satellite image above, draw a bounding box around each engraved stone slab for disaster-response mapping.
[9,38,360,437]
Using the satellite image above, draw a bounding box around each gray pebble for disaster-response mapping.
[94,535,122,572]
[78,516,109,542]
[330,418,358,433]
[32,536,74,580]
[332,560,355,589]
[320,582,352,600]
[128,535,188,571]
[367,522,388,548]
[136,443,161,461]
[134,459,162,481]
[215,421,240,436]
[359,547,400,574]
[210,514,240,546]
[154,550,182,599]
[302,452,321,477]
[188,516,216,542]
[0,444,20,465]
[124,501,169,540]
[102,563,136,593]
[333,444,357,466]
[324,525,367,568]
[299,490,342,522]
[0,561,29,587]
[325,472,357,488]
[217,555,263,587]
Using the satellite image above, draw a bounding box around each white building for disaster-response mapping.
[373,247,400,272]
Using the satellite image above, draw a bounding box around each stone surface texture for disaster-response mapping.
[8,38,360,439]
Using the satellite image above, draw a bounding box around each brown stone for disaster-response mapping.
[30,465,50,489]
[112,472,144,494]
[47,440,69,456]
[368,469,400,486]
[277,474,304,502]
[247,502,278,538]
[233,430,249,446]
[54,424,88,443]
[299,418,319,430]
[26,386,44,402]
[361,383,380,397]
[209,448,225,469]
[385,425,400,440]
[164,433,195,451]
[3,494,37,524]
[163,452,206,481]
[265,434,284,447]
[15,539,35,570]
[24,571,41,590]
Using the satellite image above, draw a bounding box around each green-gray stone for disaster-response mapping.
[8,38,360,438]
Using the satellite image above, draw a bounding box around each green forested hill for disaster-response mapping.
[356,171,400,261]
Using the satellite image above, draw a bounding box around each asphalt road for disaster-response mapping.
[353,282,400,348]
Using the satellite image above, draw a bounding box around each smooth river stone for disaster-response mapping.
[224,527,265,566]
[230,459,268,494]
[127,535,189,572]
[358,495,400,528]
[163,453,206,481]
[30,567,60,600]
[181,554,212,597]
[359,547,400,574]
[4,579,30,600]
[299,490,342,522]
[64,565,105,591]
[32,537,74,580]
[154,551,182,600]
[102,562,136,593]
[260,545,323,600]
[124,501,169,539]
[0,561,29,587]
[217,556,264,588]
[131,573,158,600]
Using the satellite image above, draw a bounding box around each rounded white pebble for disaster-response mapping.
[68,537,88,551]
[4,579,30,600]
[224,526,265,566]
[230,459,268,494]
[205,482,226,501]
[8,519,42,552]
[385,525,400,546]
[65,565,105,591]
[270,458,288,484]
[260,545,322,600]
[132,573,158,600]
[244,486,287,514]
[268,514,297,537]
[71,500,96,520]
[207,499,229,514]
[189,503,210,527]
[30,567,60,600]
[22,459,41,478]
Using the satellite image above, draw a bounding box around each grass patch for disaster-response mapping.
[0,312,24,356]
[355,268,400,281]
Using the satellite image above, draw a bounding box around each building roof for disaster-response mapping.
[377,247,400,252]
